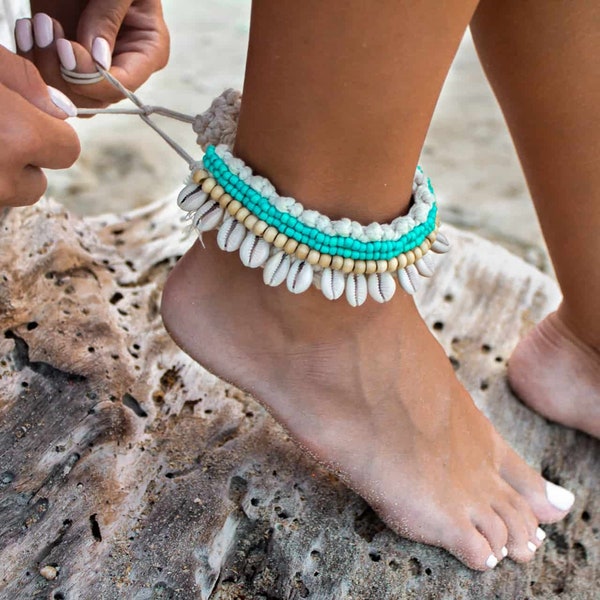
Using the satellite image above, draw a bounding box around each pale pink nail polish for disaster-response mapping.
[91,37,112,70]
[56,39,77,71]
[15,18,33,53]
[32,13,54,48]
[47,86,77,118]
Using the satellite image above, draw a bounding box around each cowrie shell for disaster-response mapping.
[431,231,450,254]
[415,253,435,277]
[177,183,208,212]
[321,268,345,300]
[263,251,291,286]
[286,260,314,294]
[367,272,396,303]
[217,216,246,252]
[239,232,271,268]
[397,264,421,295]
[345,273,368,307]
[193,200,224,232]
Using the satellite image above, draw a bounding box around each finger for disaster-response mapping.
[77,0,134,69]
[12,165,48,207]
[0,46,74,119]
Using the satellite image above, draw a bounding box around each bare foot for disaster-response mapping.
[508,310,600,438]
[162,239,575,570]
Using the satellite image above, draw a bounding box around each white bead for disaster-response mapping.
[415,253,435,277]
[263,251,291,287]
[397,264,421,295]
[193,200,224,232]
[239,232,271,268]
[345,273,368,307]
[177,184,208,212]
[321,268,345,300]
[367,272,396,303]
[286,260,314,294]
[217,216,246,252]
[431,231,450,254]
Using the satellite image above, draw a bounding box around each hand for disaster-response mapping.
[0,46,80,207]
[15,0,170,108]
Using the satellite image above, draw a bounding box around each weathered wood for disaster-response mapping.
[0,198,597,600]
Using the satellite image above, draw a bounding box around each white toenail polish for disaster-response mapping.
[545,481,575,511]
[536,527,546,541]
[527,541,537,553]
[501,546,508,558]
[486,554,498,569]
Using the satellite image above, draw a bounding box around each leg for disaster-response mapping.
[471,1,600,437]
[163,0,573,570]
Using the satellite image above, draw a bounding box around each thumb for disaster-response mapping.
[76,0,133,70]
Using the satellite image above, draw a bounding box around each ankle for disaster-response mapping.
[553,307,600,355]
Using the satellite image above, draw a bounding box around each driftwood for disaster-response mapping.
[0,197,597,600]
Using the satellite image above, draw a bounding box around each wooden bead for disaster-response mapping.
[413,247,423,260]
[296,244,310,260]
[331,255,344,271]
[244,214,258,231]
[405,250,416,266]
[388,257,399,271]
[307,250,321,266]
[284,239,299,254]
[201,178,216,194]
[252,220,268,236]
[397,254,408,269]
[192,169,208,184]
[342,258,355,274]
[353,260,366,275]
[209,185,225,200]
[263,227,278,243]
[376,260,388,273]
[273,233,288,249]
[366,260,377,274]
[318,254,333,268]
[235,207,251,223]
[218,193,232,208]
[227,199,242,216]
[421,240,431,253]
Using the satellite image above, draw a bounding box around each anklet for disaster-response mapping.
[75,70,450,305]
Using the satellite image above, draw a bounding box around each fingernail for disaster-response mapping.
[15,18,33,52]
[485,554,498,569]
[32,13,54,48]
[56,39,77,71]
[47,86,77,118]
[527,541,537,553]
[536,527,546,542]
[545,481,575,511]
[92,37,112,70]
[501,546,508,558]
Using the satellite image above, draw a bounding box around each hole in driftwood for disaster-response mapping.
[89,514,102,541]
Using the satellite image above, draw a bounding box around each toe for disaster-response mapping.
[492,499,538,563]
[441,519,500,571]
[500,447,575,523]
[471,508,509,563]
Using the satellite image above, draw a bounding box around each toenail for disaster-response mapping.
[527,541,537,553]
[545,481,575,511]
[486,554,498,569]
[536,527,546,541]
[501,546,508,558]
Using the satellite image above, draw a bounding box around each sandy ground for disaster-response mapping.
[1,0,550,270]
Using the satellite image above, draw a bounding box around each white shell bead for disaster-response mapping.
[263,251,291,287]
[217,216,246,252]
[367,272,396,303]
[345,273,368,307]
[431,231,450,254]
[286,260,314,294]
[193,200,224,232]
[415,253,435,277]
[397,264,421,295]
[321,268,345,300]
[239,232,271,268]
[177,184,208,212]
